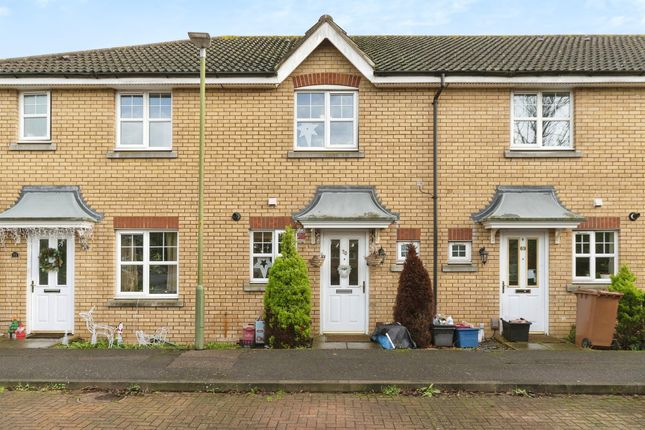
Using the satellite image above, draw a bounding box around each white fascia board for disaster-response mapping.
[275,22,375,83]
[2,73,645,89]
[299,221,393,229]
[482,220,582,229]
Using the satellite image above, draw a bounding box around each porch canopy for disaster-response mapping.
[0,186,102,248]
[293,185,399,228]
[472,186,584,242]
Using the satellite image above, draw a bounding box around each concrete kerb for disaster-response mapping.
[1,380,642,395]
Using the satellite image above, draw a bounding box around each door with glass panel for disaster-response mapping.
[322,232,367,333]
[29,235,74,332]
[500,231,547,333]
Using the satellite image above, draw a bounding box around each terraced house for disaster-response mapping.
[0,15,643,343]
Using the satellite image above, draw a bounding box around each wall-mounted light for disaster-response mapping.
[378,247,386,258]
[629,212,640,221]
[479,247,489,265]
[231,212,241,221]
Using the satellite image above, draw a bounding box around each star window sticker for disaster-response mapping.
[298,123,319,147]
[254,257,272,278]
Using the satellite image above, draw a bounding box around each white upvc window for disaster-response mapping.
[448,241,472,264]
[19,91,51,141]
[250,230,284,282]
[294,90,358,150]
[116,231,178,297]
[397,241,420,262]
[511,91,573,150]
[117,92,172,149]
[573,231,618,282]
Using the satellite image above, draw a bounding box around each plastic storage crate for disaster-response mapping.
[455,327,479,348]
[432,325,455,347]
[501,319,532,342]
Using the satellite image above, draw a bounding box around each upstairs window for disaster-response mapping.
[20,91,51,141]
[573,231,618,282]
[511,91,572,149]
[295,91,357,150]
[117,92,172,149]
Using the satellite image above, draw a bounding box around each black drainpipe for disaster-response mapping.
[432,74,446,315]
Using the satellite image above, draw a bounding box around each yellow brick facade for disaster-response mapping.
[0,41,643,343]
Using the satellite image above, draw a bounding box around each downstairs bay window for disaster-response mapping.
[117,231,178,297]
[573,231,618,282]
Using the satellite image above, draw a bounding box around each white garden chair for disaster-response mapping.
[79,306,116,348]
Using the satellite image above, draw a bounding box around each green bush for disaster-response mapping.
[263,227,312,348]
[609,265,645,350]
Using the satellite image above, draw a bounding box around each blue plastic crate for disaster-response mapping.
[455,327,479,348]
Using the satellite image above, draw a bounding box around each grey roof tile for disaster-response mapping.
[0,34,643,77]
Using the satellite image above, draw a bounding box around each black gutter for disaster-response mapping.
[432,74,446,315]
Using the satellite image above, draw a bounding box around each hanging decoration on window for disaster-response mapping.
[39,247,64,272]
[254,257,273,279]
[297,123,319,147]
[0,226,94,250]
[337,264,352,279]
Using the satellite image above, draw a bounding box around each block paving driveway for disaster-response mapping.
[0,390,642,429]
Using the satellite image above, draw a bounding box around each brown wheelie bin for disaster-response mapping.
[574,288,623,348]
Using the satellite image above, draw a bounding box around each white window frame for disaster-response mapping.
[510,90,573,150]
[19,91,51,141]
[572,230,618,283]
[448,241,472,264]
[396,240,420,262]
[116,91,173,150]
[249,230,285,283]
[115,230,179,298]
[294,88,358,151]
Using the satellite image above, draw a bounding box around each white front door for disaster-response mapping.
[29,235,75,333]
[500,231,548,333]
[322,232,367,333]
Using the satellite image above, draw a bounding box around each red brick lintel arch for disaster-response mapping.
[292,73,361,88]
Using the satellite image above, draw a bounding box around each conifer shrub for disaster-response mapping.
[263,227,312,348]
[393,244,434,347]
[609,265,644,350]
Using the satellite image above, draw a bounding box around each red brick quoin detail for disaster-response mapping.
[113,216,179,229]
[249,216,296,230]
[576,216,620,230]
[397,228,421,241]
[293,73,361,88]
[448,228,473,241]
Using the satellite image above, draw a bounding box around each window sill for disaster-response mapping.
[287,150,364,159]
[243,281,267,292]
[566,281,611,293]
[390,263,404,272]
[9,142,56,151]
[107,298,183,307]
[505,150,583,159]
[106,150,177,159]
[442,263,477,273]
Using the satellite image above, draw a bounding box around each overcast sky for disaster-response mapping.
[0,0,643,58]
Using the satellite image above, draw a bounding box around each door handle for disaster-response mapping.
[362,281,365,294]
[502,281,505,293]
[31,281,35,293]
